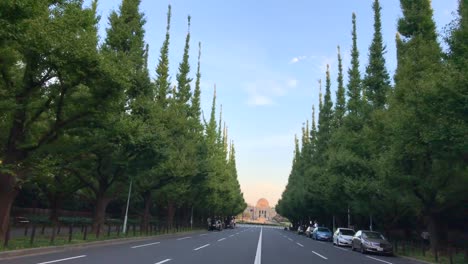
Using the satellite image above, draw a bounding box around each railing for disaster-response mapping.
[2,221,200,251]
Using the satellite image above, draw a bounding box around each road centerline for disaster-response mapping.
[312,251,328,260]
[254,227,263,264]
[366,256,393,264]
[131,241,160,248]
[194,244,210,251]
[36,255,87,264]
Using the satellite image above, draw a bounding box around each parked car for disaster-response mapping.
[14,216,30,225]
[351,230,393,255]
[312,227,332,241]
[333,228,355,246]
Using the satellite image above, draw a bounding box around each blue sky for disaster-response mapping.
[91,0,458,206]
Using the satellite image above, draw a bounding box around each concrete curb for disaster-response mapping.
[397,254,435,264]
[0,229,204,260]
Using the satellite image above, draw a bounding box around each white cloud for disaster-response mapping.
[287,79,298,88]
[248,95,273,106]
[245,79,297,106]
[289,55,307,64]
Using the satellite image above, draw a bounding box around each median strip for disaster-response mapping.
[131,241,160,248]
[193,244,210,251]
[366,256,393,264]
[312,251,328,260]
[37,255,87,264]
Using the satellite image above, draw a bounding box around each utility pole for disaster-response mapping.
[333,215,335,232]
[347,207,350,228]
[190,206,193,229]
[122,179,133,234]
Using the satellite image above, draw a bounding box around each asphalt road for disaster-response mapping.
[0,225,425,264]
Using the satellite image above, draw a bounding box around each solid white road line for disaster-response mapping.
[194,244,210,251]
[366,256,393,264]
[312,251,328,260]
[218,238,226,241]
[154,259,172,264]
[296,242,304,247]
[131,242,161,248]
[254,227,263,264]
[334,246,349,251]
[36,255,87,264]
[177,236,191,240]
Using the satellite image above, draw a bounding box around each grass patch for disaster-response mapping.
[1,227,200,252]
[396,246,466,264]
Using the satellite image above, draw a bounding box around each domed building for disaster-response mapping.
[241,198,277,223]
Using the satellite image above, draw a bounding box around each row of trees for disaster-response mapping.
[277,0,467,251]
[0,0,246,241]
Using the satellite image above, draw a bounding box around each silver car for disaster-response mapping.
[333,228,355,246]
[351,230,393,255]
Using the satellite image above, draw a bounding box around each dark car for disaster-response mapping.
[351,230,393,255]
[312,227,332,241]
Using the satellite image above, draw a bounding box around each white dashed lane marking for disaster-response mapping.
[131,242,160,249]
[193,244,210,251]
[36,255,87,264]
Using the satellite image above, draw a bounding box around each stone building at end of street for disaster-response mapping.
[240,198,277,224]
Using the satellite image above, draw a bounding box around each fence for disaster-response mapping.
[2,220,198,251]
[391,239,467,264]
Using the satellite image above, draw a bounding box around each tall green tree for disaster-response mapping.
[334,46,346,128]
[0,0,110,241]
[363,0,391,110]
[347,13,362,115]
[386,0,467,250]
[155,5,171,108]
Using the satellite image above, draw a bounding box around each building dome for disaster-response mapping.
[256,198,270,209]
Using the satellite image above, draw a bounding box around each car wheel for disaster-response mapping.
[360,244,365,254]
[351,243,355,251]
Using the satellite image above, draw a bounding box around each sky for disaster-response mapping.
[90,0,459,207]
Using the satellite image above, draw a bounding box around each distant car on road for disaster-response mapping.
[312,227,332,241]
[351,230,393,255]
[333,228,355,246]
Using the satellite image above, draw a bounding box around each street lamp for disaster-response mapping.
[122,178,133,234]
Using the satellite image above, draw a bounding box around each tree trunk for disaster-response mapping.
[0,187,18,243]
[93,195,111,231]
[167,201,175,228]
[0,172,19,243]
[427,213,447,253]
[49,193,64,223]
[141,191,152,231]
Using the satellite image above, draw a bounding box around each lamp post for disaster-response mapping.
[122,179,133,234]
